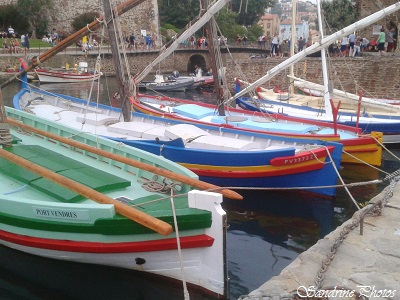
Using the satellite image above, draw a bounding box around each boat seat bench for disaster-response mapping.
[0,145,130,203]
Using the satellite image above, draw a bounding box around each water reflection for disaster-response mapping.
[0,244,214,300]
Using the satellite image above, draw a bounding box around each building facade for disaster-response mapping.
[258,14,280,38]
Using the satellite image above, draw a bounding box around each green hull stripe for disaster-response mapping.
[0,209,211,235]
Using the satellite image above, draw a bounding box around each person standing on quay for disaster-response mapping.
[24,33,30,55]
[376,27,386,56]
[348,32,355,57]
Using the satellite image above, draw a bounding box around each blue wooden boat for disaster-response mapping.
[14,87,343,197]
[235,80,400,144]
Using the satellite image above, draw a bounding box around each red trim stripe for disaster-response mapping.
[190,163,325,178]
[0,230,214,253]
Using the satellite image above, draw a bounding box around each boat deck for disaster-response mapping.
[0,144,130,203]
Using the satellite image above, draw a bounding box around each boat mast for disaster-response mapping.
[288,0,296,98]
[103,0,131,122]
[317,0,332,118]
[202,0,225,116]
[0,0,146,90]
[134,0,230,84]
[227,2,400,103]
[0,0,144,146]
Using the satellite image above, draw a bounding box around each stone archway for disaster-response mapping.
[187,54,207,74]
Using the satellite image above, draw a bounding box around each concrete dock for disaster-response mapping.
[240,178,400,300]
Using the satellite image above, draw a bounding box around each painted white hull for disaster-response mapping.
[0,239,224,293]
[0,188,227,297]
[36,70,101,83]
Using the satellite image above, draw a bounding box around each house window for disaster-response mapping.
[267,23,271,28]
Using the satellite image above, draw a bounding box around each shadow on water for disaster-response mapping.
[0,246,222,300]
[223,190,336,297]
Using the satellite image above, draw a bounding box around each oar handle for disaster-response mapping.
[7,117,243,200]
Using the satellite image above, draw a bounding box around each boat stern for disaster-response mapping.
[188,190,229,298]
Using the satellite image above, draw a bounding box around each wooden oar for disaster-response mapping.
[0,148,172,236]
[7,117,243,200]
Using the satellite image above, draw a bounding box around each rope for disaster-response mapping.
[0,123,12,146]
[170,189,190,300]
[342,149,389,175]
[238,173,400,300]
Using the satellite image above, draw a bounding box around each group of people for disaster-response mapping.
[41,29,59,47]
[1,31,30,54]
[179,36,209,49]
[235,34,248,46]
[375,25,397,55]
[0,25,16,38]
[126,33,157,51]
[337,24,397,58]
[259,34,309,57]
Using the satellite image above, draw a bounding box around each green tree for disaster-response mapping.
[231,0,276,26]
[0,4,29,35]
[71,11,101,33]
[215,10,246,42]
[246,23,263,41]
[158,0,200,30]
[270,3,283,17]
[17,0,54,38]
[321,0,357,34]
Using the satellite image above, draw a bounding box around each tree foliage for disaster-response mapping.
[71,11,101,33]
[321,0,357,34]
[159,0,200,30]
[17,0,54,38]
[215,10,246,40]
[158,0,276,30]
[231,0,276,26]
[0,4,29,34]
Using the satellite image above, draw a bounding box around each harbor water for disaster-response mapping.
[1,78,399,299]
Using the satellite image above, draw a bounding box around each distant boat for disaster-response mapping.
[35,62,101,83]
[138,72,196,92]
[4,67,35,81]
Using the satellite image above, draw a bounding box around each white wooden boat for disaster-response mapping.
[35,62,101,83]
[230,2,400,143]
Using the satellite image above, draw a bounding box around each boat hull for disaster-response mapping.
[35,69,101,83]
[236,95,400,144]
[112,137,341,197]
[2,107,228,298]
[131,94,382,167]
[138,78,195,92]
[14,88,343,197]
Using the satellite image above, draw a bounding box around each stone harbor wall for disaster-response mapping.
[2,0,160,41]
[239,180,400,300]
[2,51,400,99]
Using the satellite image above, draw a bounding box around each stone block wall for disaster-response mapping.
[2,0,160,41]
[358,0,400,44]
[225,56,400,99]
[2,51,400,99]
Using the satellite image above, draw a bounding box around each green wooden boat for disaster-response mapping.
[0,107,231,298]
